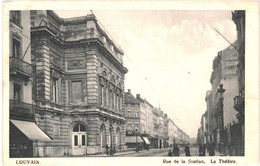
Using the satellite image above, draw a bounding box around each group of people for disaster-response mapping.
[167,142,216,156]
[168,143,191,156]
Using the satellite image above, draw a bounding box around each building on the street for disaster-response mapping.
[205,90,214,144]
[136,94,153,148]
[199,112,207,144]
[202,37,241,155]
[9,10,52,158]
[124,89,143,149]
[151,107,160,148]
[232,10,245,156]
[28,10,128,156]
[167,118,175,147]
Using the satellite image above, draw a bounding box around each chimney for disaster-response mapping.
[128,89,131,94]
[136,94,140,99]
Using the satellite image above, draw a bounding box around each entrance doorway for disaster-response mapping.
[72,124,86,155]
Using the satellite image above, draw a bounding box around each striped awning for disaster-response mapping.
[10,120,52,141]
[125,136,143,143]
[142,137,151,144]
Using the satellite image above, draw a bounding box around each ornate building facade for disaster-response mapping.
[30,10,128,156]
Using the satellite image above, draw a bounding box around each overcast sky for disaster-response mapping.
[55,10,237,138]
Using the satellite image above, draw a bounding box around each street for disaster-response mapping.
[116,146,201,157]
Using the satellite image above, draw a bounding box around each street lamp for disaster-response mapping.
[135,129,139,152]
[217,83,225,155]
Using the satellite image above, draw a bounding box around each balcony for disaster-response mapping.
[10,99,35,120]
[10,57,33,80]
[233,89,245,113]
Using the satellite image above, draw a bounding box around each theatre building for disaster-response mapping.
[27,10,127,157]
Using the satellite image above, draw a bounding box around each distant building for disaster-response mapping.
[136,94,153,147]
[124,89,142,148]
[29,10,128,156]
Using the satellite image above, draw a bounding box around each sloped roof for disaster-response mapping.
[124,92,140,104]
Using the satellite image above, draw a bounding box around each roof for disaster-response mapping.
[124,92,140,104]
[144,99,153,108]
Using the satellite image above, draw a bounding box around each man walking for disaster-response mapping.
[185,143,191,156]
[173,143,180,156]
[208,142,215,156]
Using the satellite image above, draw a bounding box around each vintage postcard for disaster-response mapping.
[2,1,259,166]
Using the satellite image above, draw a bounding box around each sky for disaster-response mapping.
[55,10,237,138]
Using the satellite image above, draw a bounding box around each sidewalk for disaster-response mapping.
[87,148,165,157]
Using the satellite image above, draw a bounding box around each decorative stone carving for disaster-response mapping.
[67,59,85,70]
[51,69,60,79]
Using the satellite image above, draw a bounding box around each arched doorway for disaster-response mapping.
[72,123,86,155]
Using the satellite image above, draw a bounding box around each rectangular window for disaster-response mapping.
[99,85,103,106]
[114,93,117,111]
[14,83,21,102]
[127,111,131,117]
[12,39,21,58]
[82,135,86,146]
[74,135,78,146]
[10,11,21,26]
[53,125,60,139]
[71,81,82,104]
[110,90,113,108]
[52,78,58,103]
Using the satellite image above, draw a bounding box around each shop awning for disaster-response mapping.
[142,137,151,144]
[125,136,143,143]
[10,120,52,141]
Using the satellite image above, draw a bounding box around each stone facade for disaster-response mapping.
[124,89,141,135]
[30,10,128,156]
[204,40,241,154]
[9,10,35,157]
[232,10,245,156]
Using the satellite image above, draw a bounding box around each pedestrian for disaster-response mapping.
[208,142,215,156]
[168,150,173,156]
[185,143,191,156]
[228,142,233,156]
[202,144,206,156]
[113,145,116,154]
[146,145,149,151]
[173,143,180,156]
[106,145,109,155]
[199,143,203,156]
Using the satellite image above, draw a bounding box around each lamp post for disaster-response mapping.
[135,129,139,152]
[217,83,225,155]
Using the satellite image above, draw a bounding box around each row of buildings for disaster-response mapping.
[124,89,190,150]
[8,10,189,157]
[196,10,245,156]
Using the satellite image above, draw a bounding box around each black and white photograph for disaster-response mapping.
[2,1,259,166]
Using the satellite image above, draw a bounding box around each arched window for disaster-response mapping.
[73,124,86,132]
[72,124,86,148]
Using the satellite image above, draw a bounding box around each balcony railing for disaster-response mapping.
[10,57,33,78]
[233,89,245,112]
[10,99,35,116]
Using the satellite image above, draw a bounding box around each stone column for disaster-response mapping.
[35,40,51,104]
[86,114,99,154]
[86,49,99,105]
